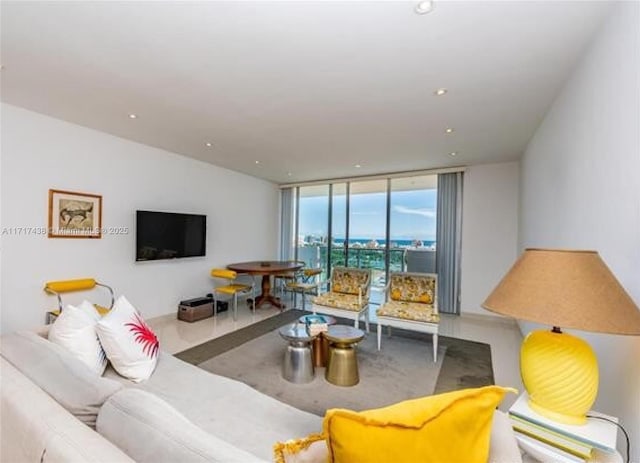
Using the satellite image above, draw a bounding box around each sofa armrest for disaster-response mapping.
[0,358,133,463]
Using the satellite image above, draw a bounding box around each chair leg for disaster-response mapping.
[213,293,218,317]
[432,334,438,362]
[251,289,256,314]
[364,310,370,333]
[233,293,238,321]
[377,323,382,351]
[353,316,358,329]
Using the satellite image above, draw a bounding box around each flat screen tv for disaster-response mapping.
[136,210,206,261]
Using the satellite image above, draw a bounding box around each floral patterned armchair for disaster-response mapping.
[311,267,371,331]
[376,272,439,361]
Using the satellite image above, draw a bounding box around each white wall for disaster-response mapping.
[0,104,279,333]
[460,161,519,315]
[519,2,640,455]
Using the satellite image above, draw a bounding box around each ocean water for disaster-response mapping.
[333,238,435,248]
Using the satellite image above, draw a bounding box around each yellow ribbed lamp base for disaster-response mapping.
[521,329,598,425]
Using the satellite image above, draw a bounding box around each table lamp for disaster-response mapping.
[482,249,640,425]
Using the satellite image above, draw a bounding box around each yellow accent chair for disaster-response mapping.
[284,267,323,311]
[376,272,440,361]
[44,278,115,322]
[210,269,255,321]
[311,267,371,331]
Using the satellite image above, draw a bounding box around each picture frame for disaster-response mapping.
[48,189,102,238]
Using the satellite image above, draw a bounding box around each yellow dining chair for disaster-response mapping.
[210,269,256,321]
[44,278,115,323]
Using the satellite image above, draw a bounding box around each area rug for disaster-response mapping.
[176,310,494,416]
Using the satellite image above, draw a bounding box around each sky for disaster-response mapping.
[299,189,437,241]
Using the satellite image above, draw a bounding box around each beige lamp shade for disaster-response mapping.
[482,249,640,335]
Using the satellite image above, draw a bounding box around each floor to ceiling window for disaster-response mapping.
[297,185,329,277]
[284,173,439,288]
[348,179,389,286]
[390,175,438,276]
[330,183,347,272]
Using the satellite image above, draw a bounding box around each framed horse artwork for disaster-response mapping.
[48,189,102,238]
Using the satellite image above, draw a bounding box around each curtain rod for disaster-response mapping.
[278,166,466,189]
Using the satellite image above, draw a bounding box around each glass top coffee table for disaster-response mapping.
[298,314,337,367]
[324,325,365,387]
[279,323,316,343]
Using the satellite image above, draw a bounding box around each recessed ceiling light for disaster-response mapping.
[445,127,454,134]
[434,88,448,96]
[255,160,260,164]
[205,142,213,147]
[128,114,137,119]
[354,164,361,168]
[449,152,458,156]
[287,172,292,177]
[415,1,434,15]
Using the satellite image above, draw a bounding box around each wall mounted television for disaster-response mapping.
[136,210,206,261]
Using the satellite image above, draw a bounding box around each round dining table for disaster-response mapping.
[227,261,304,309]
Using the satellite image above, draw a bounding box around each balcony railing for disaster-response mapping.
[297,244,436,286]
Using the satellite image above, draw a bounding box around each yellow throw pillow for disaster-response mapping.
[323,385,516,463]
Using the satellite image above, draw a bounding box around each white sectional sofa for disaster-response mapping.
[0,327,523,462]
[0,358,133,463]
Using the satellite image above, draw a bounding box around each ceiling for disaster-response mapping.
[0,1,612,184]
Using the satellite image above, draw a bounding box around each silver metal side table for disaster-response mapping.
[279,323,318,384]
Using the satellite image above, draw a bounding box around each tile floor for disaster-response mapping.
[147,292,524,410]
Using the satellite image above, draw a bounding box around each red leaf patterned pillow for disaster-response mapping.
[96,296,159,382]
[125,313,159,359]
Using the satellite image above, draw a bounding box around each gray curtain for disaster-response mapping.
[279,188,295,260]
[435,172,463,315]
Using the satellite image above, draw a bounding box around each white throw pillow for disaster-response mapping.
[48,300,107,375]
[77,299,102,322]
[96,295,159,382]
